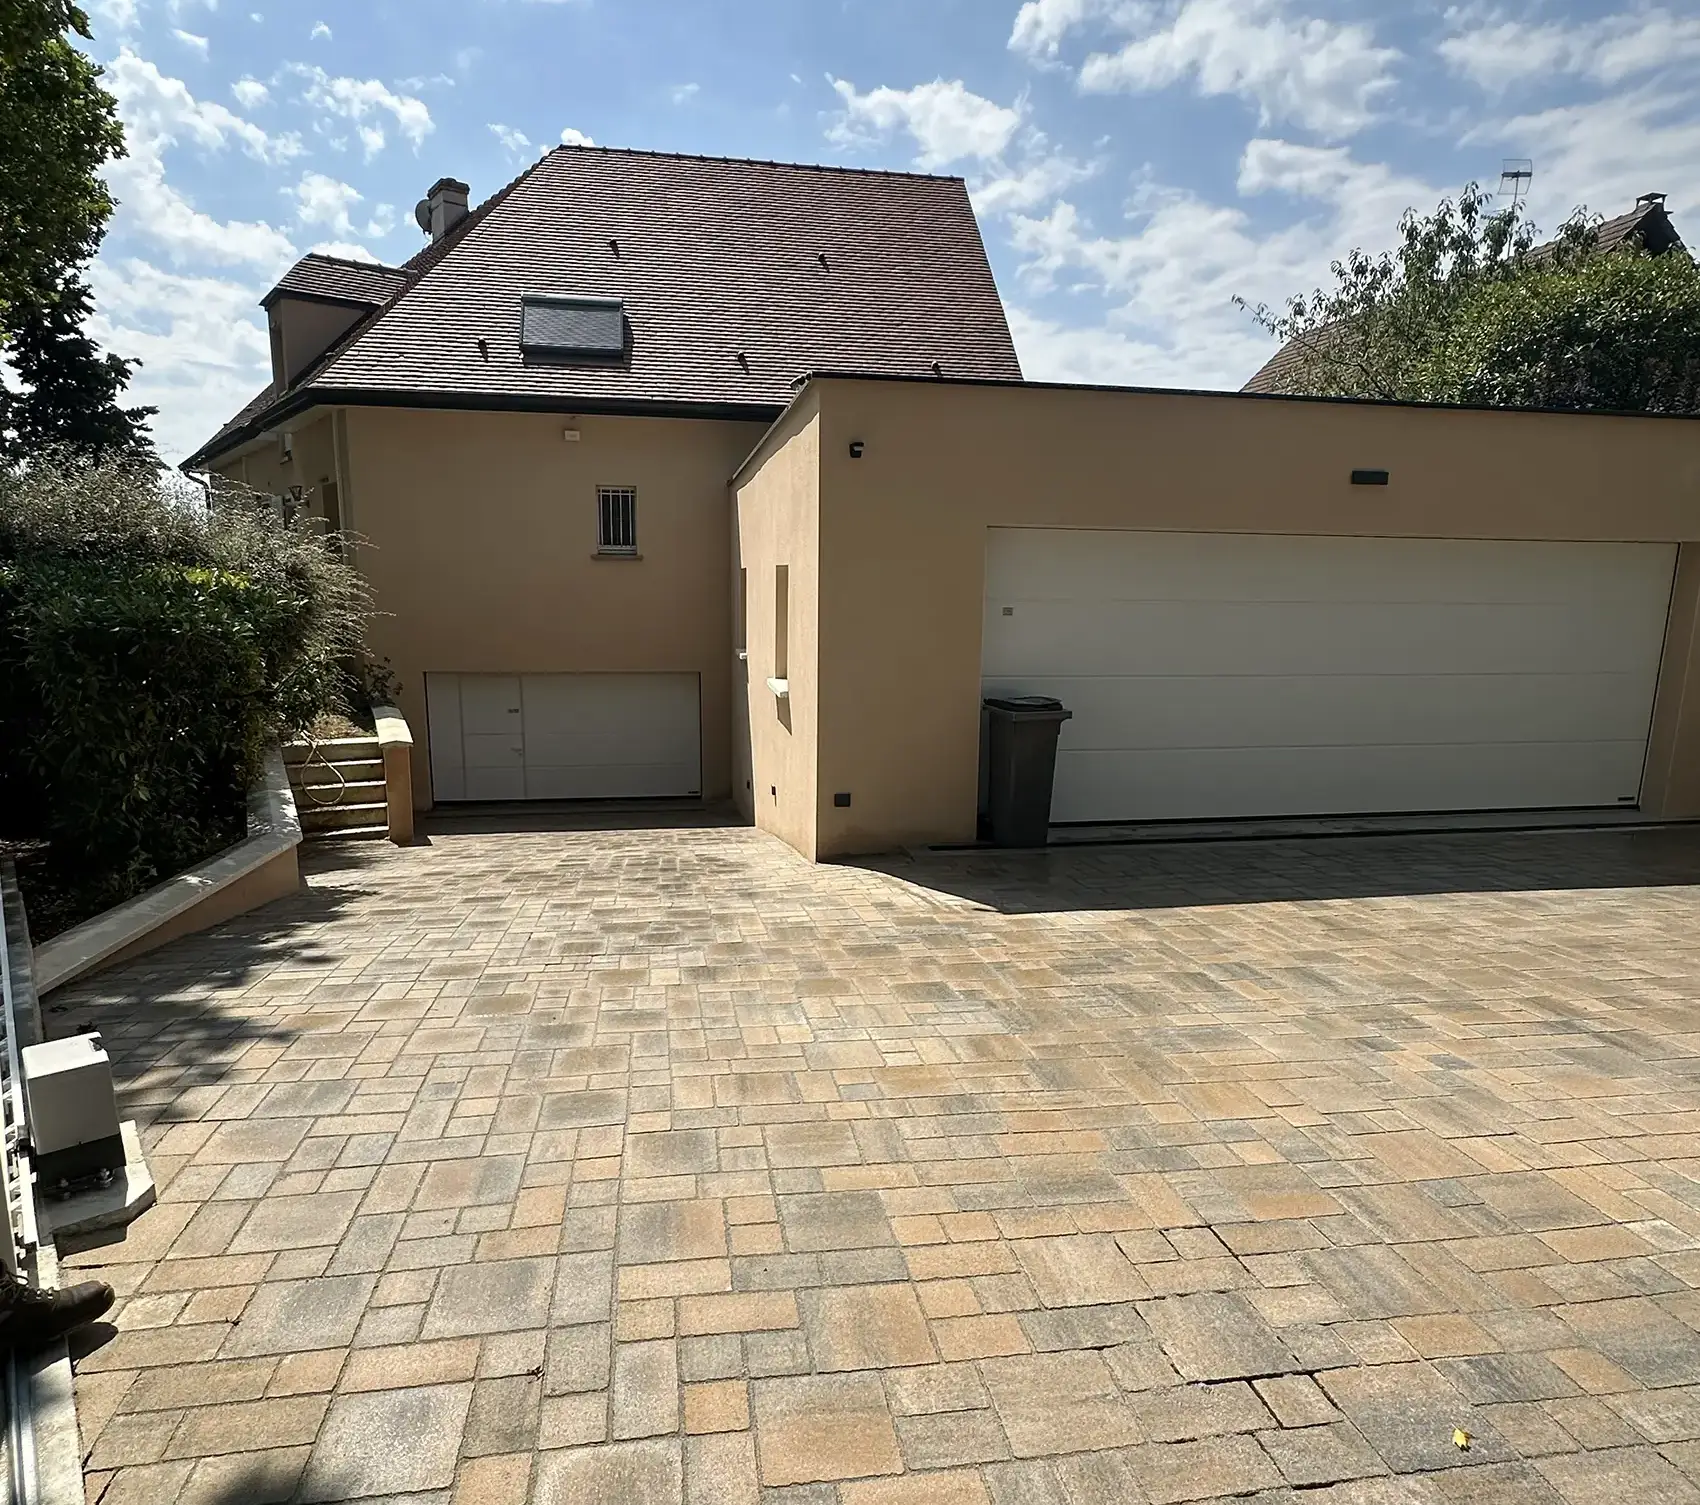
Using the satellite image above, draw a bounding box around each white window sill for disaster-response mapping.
[767,677,790,698]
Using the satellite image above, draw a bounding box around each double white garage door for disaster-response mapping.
[427,673,700,802]
[983,529,1676,825]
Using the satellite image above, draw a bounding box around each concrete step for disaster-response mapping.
[291,758,384,787]
[294,780,388,808]
[285,736,380,764]
[300,800,389,831]
[303,823,391,843]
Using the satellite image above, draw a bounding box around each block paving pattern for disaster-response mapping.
[51,819,1700,1503]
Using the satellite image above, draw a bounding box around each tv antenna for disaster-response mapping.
[1498,158,1533,211]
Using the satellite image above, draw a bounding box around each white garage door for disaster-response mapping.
[426,673,701,802]
[983,529,1676,824]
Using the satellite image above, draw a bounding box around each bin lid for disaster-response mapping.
[984,695,1067,714]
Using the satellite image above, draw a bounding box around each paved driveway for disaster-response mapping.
[55,817,1700,1504]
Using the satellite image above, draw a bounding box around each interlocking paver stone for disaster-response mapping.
[297,1381,472,1500]
[752,1372,903,1485]
[981,1351,1142,1456]
[779,1192,895,1252]
[220,1275,375,1358]
[422,1256,554,1339]
[53,821,1700,1503]
[227,1191,363,1253]
[1321,1361,1514,1471]
[536,1438,687,1504]
[800,1283,937,1372]
[1140,1291,1299,1381]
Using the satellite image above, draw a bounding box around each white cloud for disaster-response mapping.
[671,82,701,105]
[1440,7,1700,91]
[87,258,275,464]
[231,77,269,108]
[102,51,298,267]
[1007,305,1174,385]
[308,241,380,263]
[288,171,363,234]
[489,122,535,158]
[1467,86,1700,226]
[171,28,208,55]
[560,126,595,147]
[91,0,140,30]
[1075,0,1400,138]
[1003,141,1442,391]
[310,20,331,40]
[108,50,297,163]
[288,66,434,159]
[828,77,1024,168]
[1010,0,1131,60]
[972,152,1097,216]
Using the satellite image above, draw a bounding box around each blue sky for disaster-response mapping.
[80,0,1700,459]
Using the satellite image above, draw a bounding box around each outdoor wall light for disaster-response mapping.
[1351,469,1390,486]
[849,441,865,459]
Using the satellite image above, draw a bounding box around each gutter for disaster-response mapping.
[183,387,789,473]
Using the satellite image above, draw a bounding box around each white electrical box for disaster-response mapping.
[20,1033,124,1183]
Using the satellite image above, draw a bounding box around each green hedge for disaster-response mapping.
[0,454,370,938]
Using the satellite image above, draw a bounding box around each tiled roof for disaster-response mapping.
[1595,199,1685,256]
[263,253,412,308]
[1243,196,1688,395]
[194,380,279,463]
[189,145,1021,466]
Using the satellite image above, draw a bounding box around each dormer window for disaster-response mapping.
[520,295,628,363]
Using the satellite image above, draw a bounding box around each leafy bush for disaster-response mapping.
[0,452,371,937]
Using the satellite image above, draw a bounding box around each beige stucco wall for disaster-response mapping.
[343,406,767,806]
[735,378,1700,859]
[273,298,364,390]
[214,410,341,526]
[731,402,822,857]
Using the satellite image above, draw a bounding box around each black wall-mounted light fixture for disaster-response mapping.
[834,792,852,808]
[848,441,865,459]
[1351,469,1390,486]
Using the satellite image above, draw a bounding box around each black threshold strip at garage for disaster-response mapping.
[920,806,1694,855]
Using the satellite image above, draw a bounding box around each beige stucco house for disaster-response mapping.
[191,146,1700,862]
[187,147,1020,814]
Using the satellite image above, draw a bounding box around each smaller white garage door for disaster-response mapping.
[427,673,701,801]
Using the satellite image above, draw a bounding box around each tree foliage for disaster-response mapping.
[0,274,154,461]
[0,1,153,458]
[0,1,123,331]
[0,454,371,937]
[1239,183,1700,413]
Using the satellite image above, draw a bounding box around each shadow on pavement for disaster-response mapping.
[39,850,384,1134]
[861,823,1700,915]
[421,798,744,838]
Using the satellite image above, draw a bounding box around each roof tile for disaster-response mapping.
[191,145,1020,465]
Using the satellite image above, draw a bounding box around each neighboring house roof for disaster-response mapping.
[1242,193,1688,396]
[1592,197,1686,257]
[187,145,1021,469]
[262,254,413,309]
